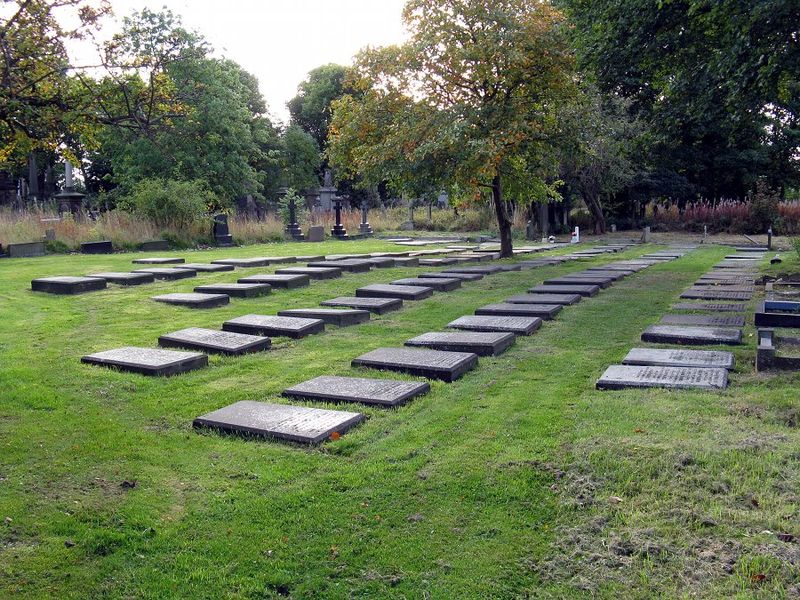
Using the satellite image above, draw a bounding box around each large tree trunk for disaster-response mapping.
[491,173,513,258]
[585,193,606,234]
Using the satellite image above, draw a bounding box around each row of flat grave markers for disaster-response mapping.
[192,242,646,444]
[596,246,762,391]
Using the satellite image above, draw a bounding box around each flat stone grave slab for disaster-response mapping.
[212,257,272,267]
[475,302,562,319]
[182,263,235,272]
[367,257,396,268]
[672,302,747,312]
[528,284,600,297]
[589,265,643,272]
[596,365,728,390]
[158,327,271,355]
[544,276,613,288]
[352,347,478,382]
[31,276,107,295]
[283,375,429,407]
[268,256,296,264]
[661,314,746,327]
[714,262,758,269]
[275,266,342,279]
[356,284,433,300]
[223,314,324,338]
[132,267,196,280]
[295,255,325,262]
[86,272,154,286]
[577,270,629,279]
[686,285,754,293]
[418,258,460,266]
[391,277,462,291]
[494,264,522,272]
[152,292,230,309]
[405,331,515,356]
[194,283,271,298]
[422,271,483,281]
[698,272,754,280]
[277,308,370,326]
[237,273,310,289]
[506,293,581,305]
[694,278,752,286]
[132,257,185,264]
[680,289,752,301]
[307,260,371,273]
[445,265,503,274]
[393,257,420,266]
[321,296,402,314]
[82,346,207,376]
[622,348,735,369]
[641,325,743,345]
[193,401,364,444]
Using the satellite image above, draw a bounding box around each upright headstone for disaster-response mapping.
[331,197,348,239]
[213,214,233,246]
[307,226,325,242]
[359,200,373,235]
[641,226,652,243]
[284,195,305,241]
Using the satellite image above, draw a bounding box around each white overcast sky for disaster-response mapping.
[69,0,408,123]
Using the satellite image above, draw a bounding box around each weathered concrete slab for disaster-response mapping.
[418,258,460,266]
[641,325,743,345]
[193,401,364,444]
[277,308,370,326]
[356,284,433,300]
[393,257,420,267]
[307,260,371,272]
[686,285,754,293]
[321,296,403,314]
[391,277,462,291]
[158,327,270,355]
[352,347,478,382]
[86,272,154,286]
[212,257,272,267]
[405,331,515,356]
[194,283,271,298]
[237,273,310,289]
[528,284,600,297]
[132,267,196,280]
[222,314,324,338]
[596,365,728,390]
[152,292,230,308]
[31,276,107,294]
[622,348,735,369]
[283,375,429,407]
[366,257,396,268]
[82,346,207,376]
[544,276,613,288]
[444,265,502,274]
[422,271,483,281]
[275,266,342,279]
[447,315,542,335]
[132,257,185,264]
[672,302,747,312]
[660,314,746,327]
[505,293,581,305]
[680,289,752,301]
[181,263,235,272]
[475,302,562,319]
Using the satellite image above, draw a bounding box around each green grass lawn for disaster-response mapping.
[1,240,798,598]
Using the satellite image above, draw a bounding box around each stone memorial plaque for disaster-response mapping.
[575,270,628,280]
[307,260,371,273]
[321,296,402,314]
[528,284,600,297]
[152,292,230,308]
[194,283,271,298]
[367,257,396,268]
[596,365,728,390]
[694,278,751,286]
[687,285,754,293]
[237,273,310,289]
[132,257,185,264]
[699,271,753,279]
[425,271,483,281]
[505,293,581,305]
[447,315,542,335]
[641,325,743,345]
[671,302,746,312]
[622,348,735,369]
[352,347,478,382]
[193,401,364,444]
[589,265,641,272]
[680,289,752,301]
[212,257,272,267]
[660,314,746,327]
[82,346,207,376]
[283,375,429,407]
[31,276,107,295]
[181,263,235,272]
[158,327,271,355]
[223,314,324,338]
[475,302,562,320]
[445,265,503,275]
[393,257,420,267]
[544,276,613,288]
[356,284,434,300]
[405,331,516,356]
[275,266,342,279]
[86,272,155,286]
[391,277,462,291]
[132,267,197,280]
[277,308,370,326]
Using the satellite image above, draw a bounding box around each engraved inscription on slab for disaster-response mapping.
[506,293,581,305]
[671,302,746,312]
[283,375,430,407]
[158,327,270,355]
[660,314,746,327]
[356,284,434,300]
[622,348,735,369]
[405,331,516,356]
[81,346,208,376]
[596,365,728,390]
[222,314,324,338]
[352,347,478,382]
[447,315,542,335]
[320,296,403,314]
[475,303,562,319]
[641,325,743,345]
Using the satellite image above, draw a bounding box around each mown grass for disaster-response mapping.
[0,240,797,598]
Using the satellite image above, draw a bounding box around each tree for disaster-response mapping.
[280,124,320,192]
[287,64,349,150]
[328,0,574,257]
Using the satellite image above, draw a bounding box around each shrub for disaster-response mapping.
[277,188,307,227]
[118,178,213,229]
[793,237,800,259]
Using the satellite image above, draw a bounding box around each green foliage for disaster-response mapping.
[750,180,780,233]
[118,178,213,228]
[280,125,321,192]
[793,237,800,260]
[277,188,307,226]
[287,64,350,149]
